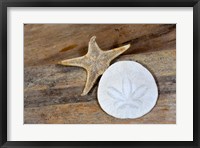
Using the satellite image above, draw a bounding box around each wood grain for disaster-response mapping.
[24,24,176,124]
[24,24,175,67]
[25,94,175,124]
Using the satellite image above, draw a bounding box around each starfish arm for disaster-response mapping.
[87,36,103,55]
[58,56,85,68]
[81,68,100,96]
[105,44,131,62]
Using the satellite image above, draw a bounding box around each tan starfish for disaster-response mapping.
[58,36,130,96]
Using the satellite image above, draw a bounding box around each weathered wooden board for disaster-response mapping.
[24,49,176,107]
[24,24,176,124]
[25,93,175,124]
[24,24,175,67]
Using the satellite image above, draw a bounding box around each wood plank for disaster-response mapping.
[24,93,175,124]
[24,49,176,108]
[24,24,176,124]
[24,24,175,67]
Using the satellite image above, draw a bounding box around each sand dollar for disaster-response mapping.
[97,61,158,119]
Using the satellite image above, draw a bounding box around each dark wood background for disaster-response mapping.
[24,24,176,124]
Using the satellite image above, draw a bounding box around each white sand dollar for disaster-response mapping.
[98,61,158,119]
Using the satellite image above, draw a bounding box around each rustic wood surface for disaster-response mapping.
[24,24,176,124]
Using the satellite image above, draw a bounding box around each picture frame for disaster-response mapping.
[0,0,199,147]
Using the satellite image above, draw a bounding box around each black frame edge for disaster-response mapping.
[194,1,200,147]
[0,0,199,7]
[0,0,3,146]
[0,1,7,148]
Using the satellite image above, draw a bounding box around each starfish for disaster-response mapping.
[58,36,130,96]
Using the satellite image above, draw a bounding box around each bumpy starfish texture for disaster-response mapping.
[58,36,130,96]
